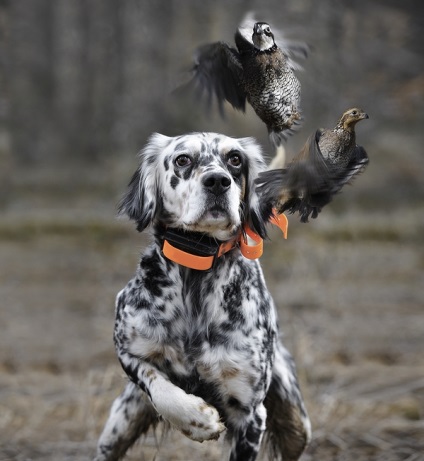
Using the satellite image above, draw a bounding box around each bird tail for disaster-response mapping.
[269,130,289,148]
[268,117,303,148]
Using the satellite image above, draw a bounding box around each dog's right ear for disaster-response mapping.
[238,137,269,239]
[118,133,170,232]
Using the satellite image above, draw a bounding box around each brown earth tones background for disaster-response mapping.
[1,1,424,460]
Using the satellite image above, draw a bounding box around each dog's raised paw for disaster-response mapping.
[171,395,225,442]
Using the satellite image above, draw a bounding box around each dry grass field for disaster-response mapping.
[1,169,423,461]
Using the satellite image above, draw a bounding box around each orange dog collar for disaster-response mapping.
[162,210,288,271]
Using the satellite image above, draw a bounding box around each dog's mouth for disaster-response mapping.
[201,201,238,226]
[182,203,240,240]
[206,204,229,219]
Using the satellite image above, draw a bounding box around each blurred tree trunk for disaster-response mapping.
[9,0,56,163]
[53,0,122,161]
[7,0,175,165]
[8,0,125,164]
[5,0,423,167]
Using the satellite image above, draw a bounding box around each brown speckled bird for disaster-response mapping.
[185,15,307,146]
[256,108,370,223]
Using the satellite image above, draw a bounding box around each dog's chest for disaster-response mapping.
[118,246,277,383]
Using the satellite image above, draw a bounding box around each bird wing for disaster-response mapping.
[235,14,256,52]
[256,130,368,223]
[329,145,369,195]
[190,41,246,115]
[257,131,333,222]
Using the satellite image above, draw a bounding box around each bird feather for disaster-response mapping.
[256,129,369,223]
[191,42,246,115]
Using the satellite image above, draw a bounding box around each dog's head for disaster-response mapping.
[119,132,268,240]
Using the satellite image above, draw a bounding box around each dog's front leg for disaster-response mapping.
[94,382,158,461]
[229,403,267,461]
[118,352,225,442]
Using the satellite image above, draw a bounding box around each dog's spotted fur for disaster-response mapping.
[94,132,311,461]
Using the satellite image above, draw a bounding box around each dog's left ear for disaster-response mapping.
[239,138,269,239]
[118,133,171,232]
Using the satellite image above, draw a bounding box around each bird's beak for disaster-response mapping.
[363,113,369,119]
[253,24,262,35]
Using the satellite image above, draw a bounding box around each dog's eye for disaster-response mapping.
[175,155,192,167]
[228,153,242,167]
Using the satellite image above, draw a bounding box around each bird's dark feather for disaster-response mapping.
[256,130,369,223]
[330,145,369,195]
[234,27,255,54]
[191,41,246,115]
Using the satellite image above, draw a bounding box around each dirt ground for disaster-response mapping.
[1,181,424,460]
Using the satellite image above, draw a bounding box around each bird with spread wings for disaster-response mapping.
[256,108,370,223]
[184,14,308,147]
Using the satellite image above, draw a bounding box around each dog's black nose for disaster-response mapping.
[202,172,231,196]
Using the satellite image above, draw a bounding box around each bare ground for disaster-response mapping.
[1,195,424,460]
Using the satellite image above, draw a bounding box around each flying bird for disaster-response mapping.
[184,15,308,147]
[256,108,370,222]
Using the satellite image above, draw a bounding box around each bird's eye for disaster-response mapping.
[175,154,192,167]
[351,110,357,115]
[228,152,242,167]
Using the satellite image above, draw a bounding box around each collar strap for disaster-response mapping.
[162,229,239,271]
[162,209,288,271]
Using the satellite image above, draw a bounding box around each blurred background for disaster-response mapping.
[0,1,423,460]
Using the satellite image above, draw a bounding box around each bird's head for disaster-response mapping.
[338,108,369,132]
[252,22,275,51]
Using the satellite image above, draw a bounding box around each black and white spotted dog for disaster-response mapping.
[94,132,311,461]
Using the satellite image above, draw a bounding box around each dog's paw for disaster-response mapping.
[182,399,225,442]
[166,393,225,442]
